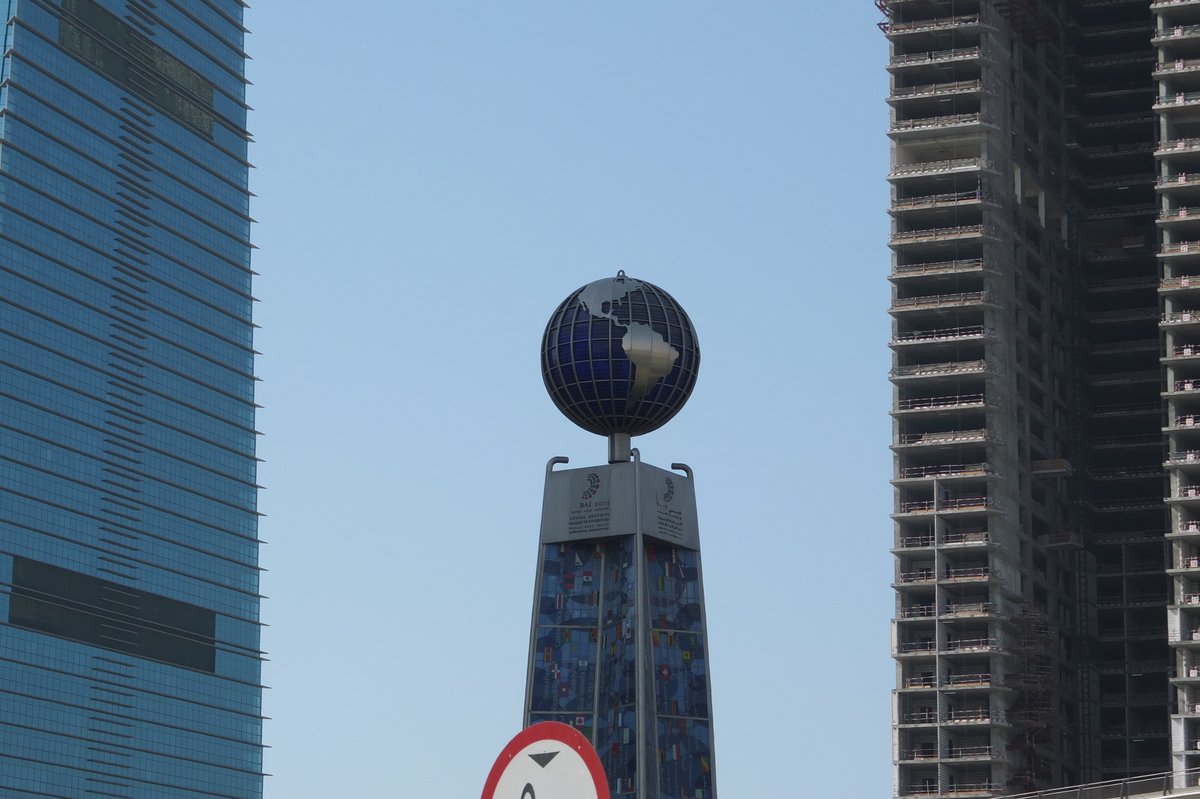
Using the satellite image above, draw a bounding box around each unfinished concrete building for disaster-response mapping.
[885,0,1200,795]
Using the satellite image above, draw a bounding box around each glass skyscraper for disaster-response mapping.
[0,1,261,797]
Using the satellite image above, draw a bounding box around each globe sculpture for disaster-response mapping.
[541,272,700,460]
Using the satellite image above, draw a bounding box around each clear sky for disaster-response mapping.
[246,2,893,796]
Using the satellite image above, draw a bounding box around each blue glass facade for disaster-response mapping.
[528,539,714,799]
[0,0,261,797]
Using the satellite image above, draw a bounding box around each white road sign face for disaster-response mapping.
[481,722,609,799]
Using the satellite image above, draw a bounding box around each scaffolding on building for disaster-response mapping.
[994,0,1058,44]
[1005,605,1058,792]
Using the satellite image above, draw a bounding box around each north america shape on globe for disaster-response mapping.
[576,277,678,402]
[541,272,700,437]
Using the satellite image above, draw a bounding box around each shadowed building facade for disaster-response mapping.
[884,0,1200,795]
[0,0,262,797]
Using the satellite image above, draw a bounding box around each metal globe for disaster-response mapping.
[541,272,700,441]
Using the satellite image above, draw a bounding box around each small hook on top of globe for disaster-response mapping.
[540,274,700,463]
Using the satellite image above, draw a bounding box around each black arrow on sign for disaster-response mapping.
[528,751,558,768]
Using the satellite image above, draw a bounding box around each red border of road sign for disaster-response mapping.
[481,721,610,799]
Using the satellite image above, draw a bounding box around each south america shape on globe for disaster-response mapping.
[576,275,679,402]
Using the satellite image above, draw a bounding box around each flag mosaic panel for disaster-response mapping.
[527,536,713,798]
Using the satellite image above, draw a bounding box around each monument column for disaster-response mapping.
[524,274,716,799]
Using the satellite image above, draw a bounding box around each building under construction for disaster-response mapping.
[886,0,1200,795]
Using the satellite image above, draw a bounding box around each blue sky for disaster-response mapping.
[246,2,893,795]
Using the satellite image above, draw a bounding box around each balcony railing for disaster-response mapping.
[898,430,993,446]
[1167,450,1200,463]
[1164,311,1200,324]
[1098,659,1170,672]
[1039,531,1084,547]
[1160,209,1200,224]
[1098,593,1169,607]
[944,566,990,580]
[945,708,998,722]
[901,605,936,618]
[1092,497,1162,511]
[1094,402,1159,416]
[1084,248,1151,265]
[889,46,982,67]
[899,570,936,583]
[1158,57,1200,73]
[893,258,985,277]
[1097,561,1164,574]
[898,496,999,513]
[1179,485,1200,498]
[1088,276,1159,291]
[943,497,999,511]
[1172,344,1200,357]
[1162,277,1200,293]
[945,602,995,615]
[896,394,988,411]
[1158,173,1200,187]
[1181,555,1200,567]
[899,710,938,724]
[1084,141,1155,157]
[893,326,991,345]
[1091,433,1161,446]
[890,158,992,178]
[892,360,992,379]
[1159,138,1200,155]
[1100,626,1167,638]
[946,673,992,687]
[891,226,995,244]
[901,674,998,690]
[1156,24,1200,40]
[1162,241,1200,254]
[892,190,988,209]
[945,745,995,759]
[1090,464,1161,479]
[1078,111,1156,129]
[1106,692,1169,705]
[1088,203,1158,220]
[1174,415,1200,427]
[898,463,994,479]
[1089,367,1160,383]
[898,535,934,548]
[943,530,989,546]
[890,113,995,132]
[891,291,992,309]
[891,79,984,99]
[899,640,938,653]
[884,14,984,34]
[1157,90,1200,107]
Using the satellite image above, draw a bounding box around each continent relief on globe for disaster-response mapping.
[577,278,679,401]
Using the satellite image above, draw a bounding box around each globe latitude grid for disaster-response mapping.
[541,276,700,437]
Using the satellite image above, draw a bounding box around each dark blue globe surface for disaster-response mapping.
[541,273,700,437]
